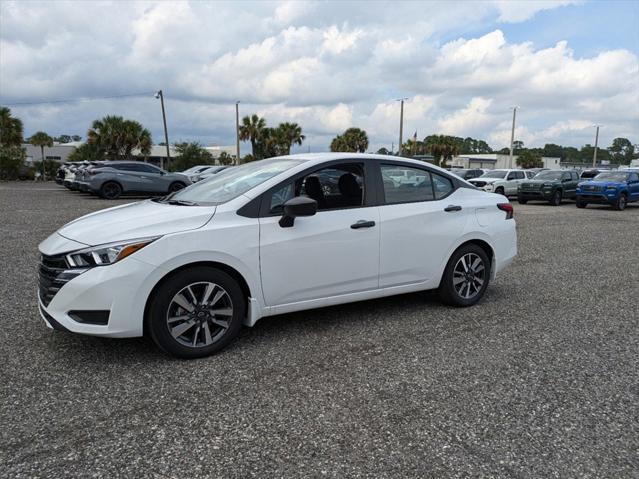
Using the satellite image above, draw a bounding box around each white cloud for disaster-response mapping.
[0,0,636,153]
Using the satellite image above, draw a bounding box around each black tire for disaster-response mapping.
[549,190,562,206]
[613,193,627,211]
[169,181,186,193]
[495,187,505,196]
[100,181,122,199]
[576,199,587,209]
[147,266,245,359]
[438,244,491,307]
[518,196,528,204]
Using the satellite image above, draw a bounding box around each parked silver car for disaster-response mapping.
[77,161,191,199]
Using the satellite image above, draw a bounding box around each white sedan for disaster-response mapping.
[38,153,517,358]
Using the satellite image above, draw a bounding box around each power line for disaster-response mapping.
[1,91,157,107]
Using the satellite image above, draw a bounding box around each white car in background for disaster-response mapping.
[468,169,535,196]
[38,153,517,358]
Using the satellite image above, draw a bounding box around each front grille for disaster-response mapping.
[582,185,601,192]
[39,254,72,307]
[521,183,540,190]
[472,181,487,187]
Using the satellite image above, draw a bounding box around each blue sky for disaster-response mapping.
[1,0,637,152]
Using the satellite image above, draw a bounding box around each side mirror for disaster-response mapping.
[279,196,317,228]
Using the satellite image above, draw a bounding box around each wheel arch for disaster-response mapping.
[142,260,252,336]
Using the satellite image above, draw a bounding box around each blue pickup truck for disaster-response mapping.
[576,170,639,210]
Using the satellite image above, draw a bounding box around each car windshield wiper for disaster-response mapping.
[166,199,199,206]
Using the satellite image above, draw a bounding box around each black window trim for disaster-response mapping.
[253,159,379,218]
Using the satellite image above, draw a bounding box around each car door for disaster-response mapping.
[377,163,466,287]
[506,171,525,195]
[628,172,639,201]
[563,171,578,198]
[135,163,165,192]
[258,161,380,306]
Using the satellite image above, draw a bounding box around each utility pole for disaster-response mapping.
[509,106,518,169]
[592,125,600,167]
[156,90,170,170]
[235,101,241,165]
[397,98,408,157]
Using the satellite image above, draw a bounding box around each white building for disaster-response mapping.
[451,153,518,170]
[23,141,82,165]
[542,157,562,170]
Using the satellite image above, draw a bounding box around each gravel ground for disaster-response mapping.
[1,182,638,478]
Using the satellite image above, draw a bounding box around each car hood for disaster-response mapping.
[470,177,501,184]
[579,180,625,188]
[56,200,216,246]
[522,179,559,185]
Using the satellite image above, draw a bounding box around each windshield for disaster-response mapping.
[168,158,303,205]
[480,170,507,179]
[594,172,628,182]
[533,171,563,180]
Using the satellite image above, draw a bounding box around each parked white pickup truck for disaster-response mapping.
[468,169,535,196]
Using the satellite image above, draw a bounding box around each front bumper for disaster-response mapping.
[576,192,616,204]
[37,256,158,338]
[518,189,554,200]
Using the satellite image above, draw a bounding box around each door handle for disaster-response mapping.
[444,205,462,212]
[351,220,376,229]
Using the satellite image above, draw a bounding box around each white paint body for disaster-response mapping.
[38,153,517,337]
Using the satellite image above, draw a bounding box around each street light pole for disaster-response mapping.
[235,101,241,165]
[509,106,518,169]
[397,98,408,156]
[592,125,600,167]
[156,90,170,170]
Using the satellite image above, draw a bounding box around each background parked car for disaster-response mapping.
[576,170,639,210]
[450,168,485,180]
[518,170,580,206]
[195,165,232,182]
[78,161,191,199]
[580,168,604,179]
[468,169,531,196]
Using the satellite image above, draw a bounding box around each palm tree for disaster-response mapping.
[238,114,266,159]
[277,122,305,154]
[330,128,368,153]
[29,131,53,180]
[424,135,460,167]
[87,115,152,160]
[0,107,24,147]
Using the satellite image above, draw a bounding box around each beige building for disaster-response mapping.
[451,153,518,170]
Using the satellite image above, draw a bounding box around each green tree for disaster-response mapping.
[608,137,634,165]
[87,115,152,160]
[424,135,460,167]
[277,122,305,155]
[376,147,391,155]
[29,131,53,180]
[239,114,267,159]
[217,151,234,165]
[0,107,24,147]
[0,107,27,180]
[330,128,368,153]
[516,150,543,168]
[172,142,214,171]
[67,142,105,162]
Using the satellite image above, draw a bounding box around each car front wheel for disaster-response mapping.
[549,190,562,206]
[147,266,245,358]
[613,193,627,211]
[438,244,491,307]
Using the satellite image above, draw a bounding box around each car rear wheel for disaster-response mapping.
[100,181,122,199]
[438,244,490,307]
[169,181,186,193]
[613,193,627,211]
[549,190,562,206]
[147,266,245,358]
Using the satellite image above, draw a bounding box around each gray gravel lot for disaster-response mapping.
[1,182,638,478]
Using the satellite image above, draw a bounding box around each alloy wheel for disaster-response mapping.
[102,183,121,199]
[452,253,486,300]
[166,281,233,348]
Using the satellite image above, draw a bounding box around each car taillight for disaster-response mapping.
[497,203,514,219]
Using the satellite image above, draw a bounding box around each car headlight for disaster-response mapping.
[189,175,200,182]
[66,237,159,268]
